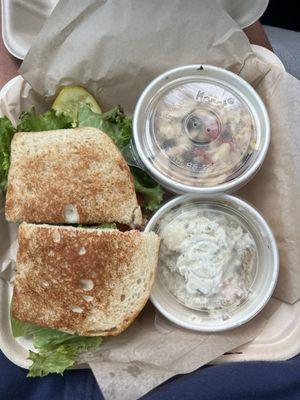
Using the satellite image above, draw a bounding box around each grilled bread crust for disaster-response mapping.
[12,223,160,336]
[5,128,142,226]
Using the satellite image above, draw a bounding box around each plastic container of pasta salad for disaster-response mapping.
[133,65,270,194]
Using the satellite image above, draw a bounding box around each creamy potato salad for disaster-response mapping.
[158,208,256,319]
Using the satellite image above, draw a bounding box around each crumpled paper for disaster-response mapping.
[239,67,300,302]
[0,0,296,398]
[88,304,266,400]
[19,0,269,112]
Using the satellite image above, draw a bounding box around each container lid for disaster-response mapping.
[145,195,278,332]
[134,65,270,193]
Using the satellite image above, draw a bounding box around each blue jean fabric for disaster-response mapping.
[264,25,300,80]
[1,350,300,400]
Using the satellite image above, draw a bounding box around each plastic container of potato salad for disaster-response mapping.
[145,194,278,332]
[133,65,270,194]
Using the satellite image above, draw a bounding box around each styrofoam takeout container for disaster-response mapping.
[145,194,279,332]
[1,0,58,59]
[133,65,270,195]
[1,0,269,60]
[0,43,299,367]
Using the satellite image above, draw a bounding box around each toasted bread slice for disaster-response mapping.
[5,127,142,226]
[12,223,160,336]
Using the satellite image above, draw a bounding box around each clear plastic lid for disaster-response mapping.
[145,195,279,331]
[134,66,270,192]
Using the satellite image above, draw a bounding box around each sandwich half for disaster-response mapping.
[12,223,160,336]
[5,127,142,226]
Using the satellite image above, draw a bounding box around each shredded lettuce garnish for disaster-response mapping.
[11,313,102,377]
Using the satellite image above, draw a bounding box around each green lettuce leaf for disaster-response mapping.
[17,108,73,132]
[78,105,164,210]
[11,314,103,377]
[11,316,40,337]
[28,332,102,377]
[28,348,77,377]
[78,104,132,150]
[77,223,117,229]
[0,117,16,192]
[32,328,102,352]
[131,167,164,211]
[97,222,117,229]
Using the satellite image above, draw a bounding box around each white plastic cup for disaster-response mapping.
[145,194,279,332]
[133,65,270,194]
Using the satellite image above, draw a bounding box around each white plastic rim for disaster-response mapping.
[252,44,285,71]
[133,65,270,195]
[1,0,24,59]
[1,0,59,60]
[145,194,279,332]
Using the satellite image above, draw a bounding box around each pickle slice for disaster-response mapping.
[52,86,101,121]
